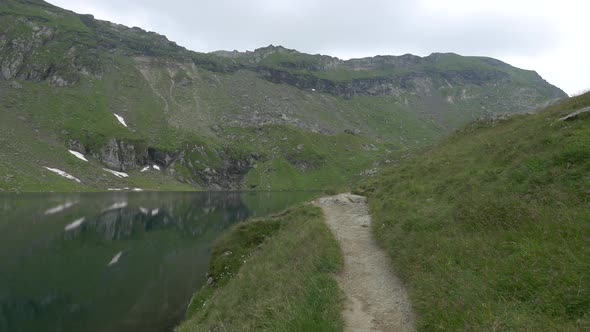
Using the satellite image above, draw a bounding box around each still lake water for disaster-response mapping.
[0,191,318,332]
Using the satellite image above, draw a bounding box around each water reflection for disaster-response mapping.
[102,201,128,212]
[108,251,123,266]
[44,201,77,215]
[0,191,318,332]
[64,217,85,232]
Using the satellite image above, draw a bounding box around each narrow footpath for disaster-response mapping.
[314,194,415,332]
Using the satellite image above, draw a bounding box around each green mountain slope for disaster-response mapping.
[0,0,566,192]
[359,91,590,330]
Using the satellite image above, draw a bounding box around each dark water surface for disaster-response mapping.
[0,191,318,332]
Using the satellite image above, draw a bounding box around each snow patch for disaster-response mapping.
[103,201,128,212]
[108,251,123,266]
[65,217,85,231]
[140,166,150,172]
[43,167,81,183]
[151,208,160,216]
[139,207,149,215]
[68,150,88,162]
[113,113,128,127]
[45,201,77,215]
[103,168,129,178]
[152,165,161,171]
[108,187,141,192]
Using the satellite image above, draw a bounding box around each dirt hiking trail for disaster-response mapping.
[314,193,415,332]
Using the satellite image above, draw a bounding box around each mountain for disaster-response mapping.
[0,0,567,192]
[358,91,590,329]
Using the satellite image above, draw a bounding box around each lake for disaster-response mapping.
[0,191,318,332]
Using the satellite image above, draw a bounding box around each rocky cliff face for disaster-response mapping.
[0,1,193,86]
[68,138,254,190]
[0,20,100,86]
[0,0,569,192]
[0,19,58,82]
[218,46,564,96]
[95,139,147,171]
[258,67,436,97]
[0,9,565,104]
[68,138,147,171]
[193,158,256,190]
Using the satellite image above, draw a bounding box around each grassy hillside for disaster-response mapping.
[176,205,343,331]
[0,0,566,191]
[358,92,590,330]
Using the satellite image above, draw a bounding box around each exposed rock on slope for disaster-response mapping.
[0,0,568,191]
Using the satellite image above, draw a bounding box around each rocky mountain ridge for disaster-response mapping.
[0,0,568,191]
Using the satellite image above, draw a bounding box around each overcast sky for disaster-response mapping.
[48,0,589,95]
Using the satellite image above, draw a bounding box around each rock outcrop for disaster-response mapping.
[0,1,570,192]
[68,138,256,190]
[95,139,148,171]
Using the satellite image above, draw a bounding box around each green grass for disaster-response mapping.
[358,92,590,330]
[177,205,344,332]
[0,82,196,192]
[0,0,566,192]
[222,125,385,191]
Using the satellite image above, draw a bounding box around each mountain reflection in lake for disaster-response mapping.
[0,191,318,332]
